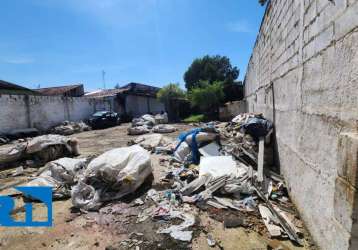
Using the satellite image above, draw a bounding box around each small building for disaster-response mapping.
[85,82,165,117]
[0,80,40,95]
[35,84,84,97]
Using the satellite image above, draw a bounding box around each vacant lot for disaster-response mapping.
[0,124,314,250]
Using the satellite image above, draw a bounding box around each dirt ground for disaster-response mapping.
[0,123,316,250]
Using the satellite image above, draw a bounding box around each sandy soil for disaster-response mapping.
[0,123,316,250]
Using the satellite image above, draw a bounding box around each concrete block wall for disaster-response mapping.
[244,0,358,249]
[0,94,104,134]
[219,101,246,121]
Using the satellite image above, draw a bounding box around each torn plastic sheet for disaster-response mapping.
[134,134,173,150]
[71,145,152,210]
[25,157,87,199]
[0,134,79,166]
[157,210,195,242]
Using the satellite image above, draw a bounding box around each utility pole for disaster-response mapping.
[102,70,106,89]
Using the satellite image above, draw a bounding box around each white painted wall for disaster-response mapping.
[0,94,104,134]
[244,1,358,249]
[125,95,165,117]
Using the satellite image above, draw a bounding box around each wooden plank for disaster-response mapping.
[257,137,265,182]
[258,204,282,237]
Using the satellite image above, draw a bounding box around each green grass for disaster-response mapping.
[183,114,206,123]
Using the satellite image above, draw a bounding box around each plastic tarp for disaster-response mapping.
[127,126,150,135]
[0,143,26,165]
[25,157,87,199]
[0,134,79,166]
[240,117,273,140]
[152,124,176,133]
[71,145,152,210]
[51,121,90,135]
[134,134,173,150]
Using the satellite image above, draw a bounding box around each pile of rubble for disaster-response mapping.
[128,113,176,135]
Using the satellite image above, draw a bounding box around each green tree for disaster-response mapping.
[188,81,224,117]
[157,83,185,103]
[157,83,186,120]
[183,55,239,90]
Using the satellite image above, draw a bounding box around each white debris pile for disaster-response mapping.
[50,120,91,135]
[0,134,79,167]
[71,145,152,211]
[128,112,173,135]
[155,114,304,245]
[130,134,175,152]
[25,157,87,199]
[152,124,176,133]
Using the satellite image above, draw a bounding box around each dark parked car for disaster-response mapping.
[88,111,120,129]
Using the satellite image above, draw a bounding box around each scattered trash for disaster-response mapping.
[134,198,144,206]
[223,215,245,228]
[11,166,24,177]
[207,234,216,247]
[157,211,195,242]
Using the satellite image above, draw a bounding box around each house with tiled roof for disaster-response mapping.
[85,82,165,117]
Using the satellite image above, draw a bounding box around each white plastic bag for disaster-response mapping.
[71,145,152,210]
[127,126,150,135]
[153,124,176,133]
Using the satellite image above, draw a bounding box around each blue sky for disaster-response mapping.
[0,0,265,91]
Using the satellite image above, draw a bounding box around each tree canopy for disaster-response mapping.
[157,83,185,103]
[183,55,239,90]
[187,81,224,114]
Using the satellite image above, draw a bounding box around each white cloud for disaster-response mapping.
[227,20,253,33]
[2,58,34,64]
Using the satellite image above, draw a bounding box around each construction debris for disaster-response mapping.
[71,145,152,210]
[152,124,176,133]
[50,121,91,135]
[0,116,311,248]
[0,134,79,167]
[130,133,174,151]
[128,113,173,135]
[25,157,87,199]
